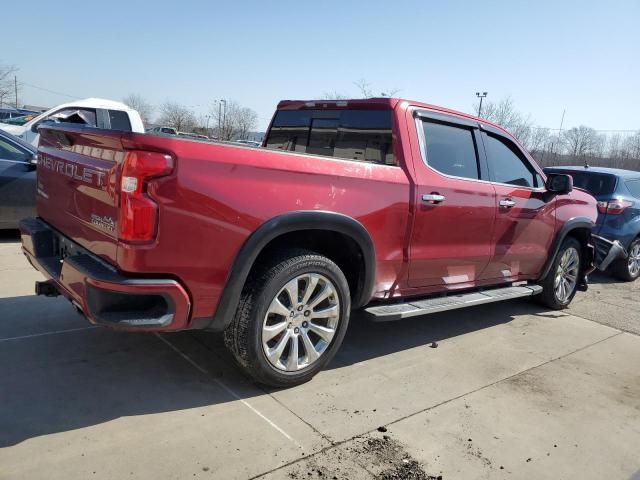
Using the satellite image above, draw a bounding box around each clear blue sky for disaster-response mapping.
[5,0,640,131]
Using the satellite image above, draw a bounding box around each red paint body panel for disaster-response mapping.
[26,98,597,331]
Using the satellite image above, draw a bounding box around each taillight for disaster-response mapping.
[119,151,174,242]
[597,199,633,215]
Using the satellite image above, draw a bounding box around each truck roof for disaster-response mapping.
[276,97,510,137]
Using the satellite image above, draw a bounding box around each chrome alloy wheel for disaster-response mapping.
[262,273,340,372]
[628,243,640,277]
[554,247,580,303]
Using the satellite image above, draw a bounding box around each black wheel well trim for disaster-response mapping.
[539,217,594,281]
[201,210,376,332]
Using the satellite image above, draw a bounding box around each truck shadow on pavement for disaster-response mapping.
[330,299,565,369]
[0,229,20,243]
[0,283,603,448]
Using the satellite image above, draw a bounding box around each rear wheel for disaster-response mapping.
[611,238,640,282]
[537,237,582,309]
[224,250,350,387]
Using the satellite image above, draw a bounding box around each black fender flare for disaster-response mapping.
[200,211,376,331]
[538,217,594,281]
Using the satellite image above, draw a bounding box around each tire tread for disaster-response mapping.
[224,249,350,387]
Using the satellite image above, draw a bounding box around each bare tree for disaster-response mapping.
[321,91,349,100]
[353,79,400,98]
[234,107,258,140]
[354,79,374,98]
[0,62,18,108]
[210,100,258,141]
[122,94,154,124]
[624,131,640,161]
[466,97,640,170]
[528,127,552,154]
[563,126,598,158]
[157,102,197,132]
[472,97,535,148]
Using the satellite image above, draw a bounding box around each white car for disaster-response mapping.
[0,98,145,146]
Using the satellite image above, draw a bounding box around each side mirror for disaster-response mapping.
[30,122,39,133]
[24,154,38,170]
[546,173,573,194]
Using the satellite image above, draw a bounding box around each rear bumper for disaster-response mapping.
[19,218,192,331]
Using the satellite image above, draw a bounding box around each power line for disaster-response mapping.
[20,81,79,100]
[530,126,638,133]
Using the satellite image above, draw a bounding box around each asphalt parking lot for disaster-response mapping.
[1,231,639,480]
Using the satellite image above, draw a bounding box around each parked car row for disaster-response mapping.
[0,107,41,123]
[0,98,145,227]
[146,125,261,146]
[0,98,144,146]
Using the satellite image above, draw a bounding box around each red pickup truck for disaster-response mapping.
[21,97,598,386]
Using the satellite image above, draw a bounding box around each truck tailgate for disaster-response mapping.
[36,126,124,264]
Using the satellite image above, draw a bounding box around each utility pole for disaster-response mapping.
[217,100,222,138]
[14,76,18,108]
[475,91,488,117]
[549,109,565,162]
[221,99,227,140]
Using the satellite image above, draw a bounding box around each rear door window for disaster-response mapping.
[420,120,480,180]
[265,109,395,165]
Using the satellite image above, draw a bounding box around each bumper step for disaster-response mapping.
[365,285,543,321]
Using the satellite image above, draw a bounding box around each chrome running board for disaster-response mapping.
[365,285,543,321]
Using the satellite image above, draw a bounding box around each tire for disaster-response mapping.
[537,237,582,310]
[224,250,351,388]
[611,238,640,282]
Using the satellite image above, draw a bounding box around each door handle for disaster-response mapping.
[422,193,445,204]
[499,198,516,208]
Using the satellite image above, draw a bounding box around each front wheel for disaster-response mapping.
[537,237,582,309]
[224,250,351,387]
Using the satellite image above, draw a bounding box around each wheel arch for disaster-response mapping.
[203,211,376,331]
[538,217,594,281]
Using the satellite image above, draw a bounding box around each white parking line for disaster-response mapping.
[0,326,99,342]
[154,333,303,448]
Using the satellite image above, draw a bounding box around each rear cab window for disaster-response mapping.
[108,110,132,131]
[265,109,395,166]
[553,171,617,197]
